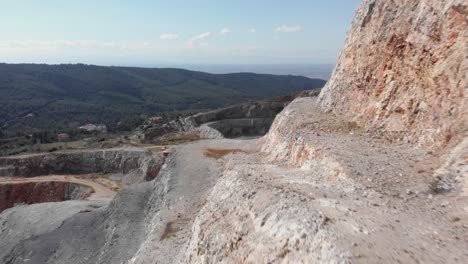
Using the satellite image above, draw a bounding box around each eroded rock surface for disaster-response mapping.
[319,0,467,148]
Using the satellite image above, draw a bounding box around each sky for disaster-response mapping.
[0,0,361,66]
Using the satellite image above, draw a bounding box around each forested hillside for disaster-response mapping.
[0,63,325,135]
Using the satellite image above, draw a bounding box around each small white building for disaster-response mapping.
[79,124,107,132]
[57,133,70,142]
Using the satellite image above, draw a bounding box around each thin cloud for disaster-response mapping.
[248,28,256,33]
[187,32,212,46]
[220,28,231,35]
[276,25,301,33]
[160,34,179,40]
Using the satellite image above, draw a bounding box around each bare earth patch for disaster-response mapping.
[203,148,255,159]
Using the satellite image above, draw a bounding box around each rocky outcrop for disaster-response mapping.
[0,147,164,184]
[319,0,467,148]
[0,182,92,213]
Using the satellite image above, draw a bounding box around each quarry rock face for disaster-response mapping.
[135,91,321,142]
[0,148,164,184]
[319,0,467,148]
[205,118,274,138]
[0,182,92,213]
[137,97,287,142]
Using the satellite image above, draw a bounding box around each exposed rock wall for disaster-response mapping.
[0,148,164,184]
[205,118,274,138]
[261,98,350,171]
[319,0,467,148]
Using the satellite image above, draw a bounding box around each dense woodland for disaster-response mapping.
[0,63,325,136]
